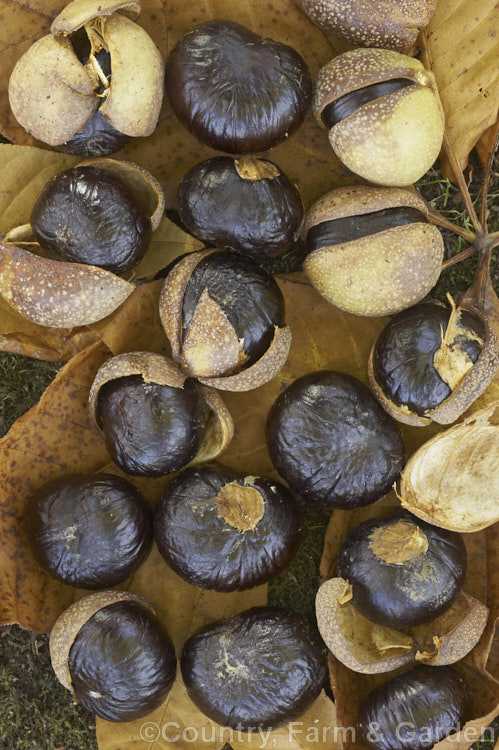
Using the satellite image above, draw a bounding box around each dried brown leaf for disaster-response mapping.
[420,0,499,174]
[97,680,339,750]
[0,341,110,631]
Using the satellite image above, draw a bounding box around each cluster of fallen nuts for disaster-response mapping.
[3,0,499,746]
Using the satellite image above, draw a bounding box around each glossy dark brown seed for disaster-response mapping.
[25,473,153,589]
[305,206,427,254]
[177,157,304,261]
[321,78,414,129]
[69,600,176,722]
[266,371,405,508]
[181,607,327,729]
[373,303,484,416]
[30,167,151,274]
[97,375,209,477]
[359,665,472,750]
[154,463,303,591]
[59,111,130,157]
[337,511,467,627]
[165,20,312,153]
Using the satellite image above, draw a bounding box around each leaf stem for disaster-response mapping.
[442,132,483,234]
[486,231,499,250]
[441,245,478,270]
[480,122,499,230]
[426,207,476,242]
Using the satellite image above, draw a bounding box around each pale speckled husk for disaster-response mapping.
[313,49,444,186]
[303,185,444,316]
[301,0,436,50]
[316,578,414,674]
[51,0,141,34]
[420,593,489,666]
[329,86,444,185]
[8,35,97,147]
[159,250,215,361]
[180,287,242,378]
[49,590,153,692]
[367,302,499,426]
[196,325,292,392]
[313,48,430,117]
[88,350,234,463]
[9,0,163,146]
[99,13,164,138]
[159,249,292,392]
[0,242,134,328]
[300,0,436,51]
[316,579,489,674]
[190,385,235,464]
[399,402,499,532]
[304,185,429,228]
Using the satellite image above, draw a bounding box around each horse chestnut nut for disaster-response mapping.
[31,166,152,274]
[313,48,444,186]
[359,665,472,750]
[50,591,176,722]
[369,297,499,425]
[25,473,153,589]
[266,370,405,508]
[177,156,304,262]
[8,0,164,155]
[303,185,444,316]
[165,20,312,153]
[181,606,326,730]
[154,463,303,591]
[337,511,467,628]
[89,352,234,477]
[159,248,292,391]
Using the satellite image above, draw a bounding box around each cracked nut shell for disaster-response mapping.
[8,0,164,155]
[313,48,444,186]
[300,0,437,52]
[266,370,405,508]
[303,185,444,316]
[165,20,312,154]
[315,577,488,674]
[181,606,327,730]
[177,156,304,262]
[159,248,292,391]
[368,298,499,426]
[0,157,164,328]
[154,463,303,591]
[25,473,153,589]
[359,665,472,750]
[399,401,499,532]
[50,591,176,722]
[337,512,467,628]
[31,166,152,274]
[89,352,234,477]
